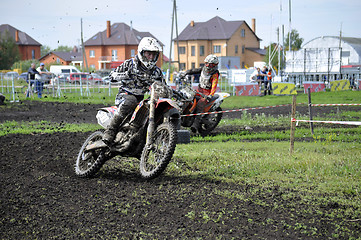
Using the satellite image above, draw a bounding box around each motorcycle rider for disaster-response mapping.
[102,37,164,145]
[179,54,219,133]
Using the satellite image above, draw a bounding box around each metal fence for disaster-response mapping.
[0,73,116,102]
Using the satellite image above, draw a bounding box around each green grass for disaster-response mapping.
[0,120,99,136]
[171,140,361,208]
[222,90,361,109]
[4,85,361,106]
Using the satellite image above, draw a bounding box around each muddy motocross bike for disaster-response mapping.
[75,77,183,180]
[174,77,230,136]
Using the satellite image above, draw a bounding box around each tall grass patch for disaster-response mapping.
[172,141,361,206]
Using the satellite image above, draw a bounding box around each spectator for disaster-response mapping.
[250,67,266,87]
[27,63,40,98]
[260,66,268,88]
[264,67,273,95]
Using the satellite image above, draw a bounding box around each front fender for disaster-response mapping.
[156,98,181,111]
[155,99,181,128]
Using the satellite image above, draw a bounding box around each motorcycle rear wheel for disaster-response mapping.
[198,107,223,136]
[75,131,108,177]
[140,122,177,179]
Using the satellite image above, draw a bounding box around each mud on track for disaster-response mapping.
[1,101,360,239]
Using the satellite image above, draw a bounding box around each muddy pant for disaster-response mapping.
[115,93,144,118]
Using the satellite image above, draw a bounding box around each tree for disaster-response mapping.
[41,45,52,57]
[55,45,73,52]
[12,59,39,73]
[0,31,21,70]
[284,29,304,51]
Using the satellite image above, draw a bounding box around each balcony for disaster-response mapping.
[98,56,118,62]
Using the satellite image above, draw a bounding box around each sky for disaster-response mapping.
[2,0,361,58]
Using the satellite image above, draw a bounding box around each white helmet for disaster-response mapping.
[204,54,219,71]
[137,37,162,69]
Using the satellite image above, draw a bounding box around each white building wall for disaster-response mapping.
[285,37,361,74]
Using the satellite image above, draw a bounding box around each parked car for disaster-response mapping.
[67,73,103,84]
[3,71,20,80]
[90,73,103,83]
[18,72,28,81]
[102,75,120,85]
[102,76,111,84]
[50,65,81,75]
[50,73,69,85]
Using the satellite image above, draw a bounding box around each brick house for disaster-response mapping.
[39,51,82,68]
[84,21,165,70]
[173,16,266,70]
[0,24,41,61]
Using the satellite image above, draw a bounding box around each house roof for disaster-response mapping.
[0,24,41,46]
[84,22,164,47]
[40,51,82,62]
[246,47,266,55]
[175,16,260,41]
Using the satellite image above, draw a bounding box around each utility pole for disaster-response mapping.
[339,22,342,77]
[278,0,282,76]
[288,0,292,52]
[81,18,89,72]
[168,0,180,82]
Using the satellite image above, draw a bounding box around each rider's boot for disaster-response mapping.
[102,113,124,145]
[190,116,201,133]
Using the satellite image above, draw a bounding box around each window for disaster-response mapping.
[131,49,135,57]
[112,50,118,61]
[31,49,35,59]
[179,46,186,54]
[89,50,95,58]
[213,45,221,54]
[56,58,60,63]
[191,46,195,56]
[179,63,186,70]
[342,51,350,57]
[191,62,195,68]
[241,29,245,37]
[90,64,95,69]
[235,45,238,54]
[200,46,205,56]
[242,45,245,54]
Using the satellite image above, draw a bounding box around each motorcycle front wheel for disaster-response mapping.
[75,131,108,177]
[198,107,223,136]
[140,122,177,179]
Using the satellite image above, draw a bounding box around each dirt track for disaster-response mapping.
[1,101,360,239]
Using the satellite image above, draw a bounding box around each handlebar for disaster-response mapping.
[172,89,187,101]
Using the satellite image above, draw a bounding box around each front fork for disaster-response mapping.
[146,87,156,147]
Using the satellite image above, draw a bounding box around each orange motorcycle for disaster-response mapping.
[174,84,230,136]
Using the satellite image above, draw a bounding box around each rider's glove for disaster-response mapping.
[178,71,186,79]
[206,95,212,102]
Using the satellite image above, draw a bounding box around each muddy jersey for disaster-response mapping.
[185,67,219,96]
[111,56,164,96]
